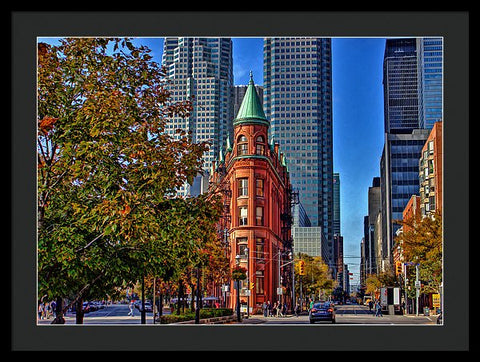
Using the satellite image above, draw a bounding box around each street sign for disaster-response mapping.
[415,281,421,288]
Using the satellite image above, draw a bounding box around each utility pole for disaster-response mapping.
[415,263,420,316]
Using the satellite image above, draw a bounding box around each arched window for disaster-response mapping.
[256,135,265,155]
[237,135,248,155]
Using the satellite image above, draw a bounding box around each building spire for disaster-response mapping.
[233,71,268,127]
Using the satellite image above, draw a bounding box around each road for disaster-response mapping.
[37,303,438,325]
[243,304,438,325]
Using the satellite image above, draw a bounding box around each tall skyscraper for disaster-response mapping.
[383,38,419,133]
[417,38,443,130]
[263,37,334,265]
[380,37,442,269]
[333,172,341,236]
[161,37,234,195]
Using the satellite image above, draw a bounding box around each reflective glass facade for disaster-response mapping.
[263,37,334,263]
[162,37,234,195]
[383,38,419,133]
[417,38,443,130]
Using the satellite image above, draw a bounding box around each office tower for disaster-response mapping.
[334,234,344,290]
[161,37,234,195]
[263,37,334,265]
[333,172,341,236]
[363,177,381,276]
[380,129,430,269]
[417,38,443,130]
[383,38,419,133]
[380,38,442,268]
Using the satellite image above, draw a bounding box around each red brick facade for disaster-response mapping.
[209,74,293,314]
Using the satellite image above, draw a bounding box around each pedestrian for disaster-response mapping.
[282,302,287,317]
[368,300,374,313]
[375,301,383,317]
[277,302,282,317]
[272,302,277,317]
[128,300,135,317]
[262,302,268,317]
[38,302,44,320]
[295,302,300,317]
[267,300,271,317]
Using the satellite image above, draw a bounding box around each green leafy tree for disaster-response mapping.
[37,38,222,323]
[394,211,442,295]
[295,253,336,300]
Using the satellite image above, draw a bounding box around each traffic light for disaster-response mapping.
[395,261,403,276]
[298,260,305,276]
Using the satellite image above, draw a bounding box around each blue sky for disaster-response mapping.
[38,36,387,286]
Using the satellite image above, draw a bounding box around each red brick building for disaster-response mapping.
[419,121,443,218]
[210,73,293,314]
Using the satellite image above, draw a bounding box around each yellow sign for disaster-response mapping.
[432,293,441,308]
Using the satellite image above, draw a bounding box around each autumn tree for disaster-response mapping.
[37,38,225,323]
[295,253,336,301]
[394,211,443,296]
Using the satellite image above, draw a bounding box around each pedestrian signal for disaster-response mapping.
[298,260,305,276]
[395,261,402,276]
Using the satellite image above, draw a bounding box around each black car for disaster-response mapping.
[309,302,335,324]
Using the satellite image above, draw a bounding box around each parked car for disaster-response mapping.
[134,300,153,312]
[144,302,153,312]
[309,301,335,324]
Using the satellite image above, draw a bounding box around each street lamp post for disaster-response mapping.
[141,275,146,324]
[195,266,201,324]
[235,254,241,322]
[246,247,250,319]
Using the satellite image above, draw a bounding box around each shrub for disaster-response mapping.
[158,308,233,324]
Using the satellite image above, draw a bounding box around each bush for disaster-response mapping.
[159,308,233,324]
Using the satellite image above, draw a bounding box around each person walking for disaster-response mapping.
[38,302,44,321]
[262,302,268,317]
[267,300,271,317]
[128,300,135,317]
[294,302,300,317]
[368,300,374,313]
[375,301,383,317]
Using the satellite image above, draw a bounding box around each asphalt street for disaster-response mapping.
[37,303,438,325]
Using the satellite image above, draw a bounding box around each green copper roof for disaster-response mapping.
[233,71,269,127]
[225,132,232,152]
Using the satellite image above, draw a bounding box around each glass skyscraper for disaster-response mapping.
[161,37,234,195]
[380,37,443,267]
[263,37,334,264]
[383,38,419,133]
[417,37,443,130]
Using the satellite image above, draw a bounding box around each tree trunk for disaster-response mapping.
[190,283,195,313]
[158,293,163,317]
[176,281,182,315]
[51,297,65,324]
[75,298,84,324]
